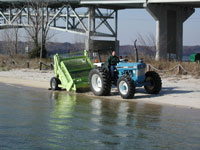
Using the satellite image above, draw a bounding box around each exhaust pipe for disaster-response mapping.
[134,40,139,62]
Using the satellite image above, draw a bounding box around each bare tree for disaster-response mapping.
[1,27,20,56]
[13,27,20,55]
[73,35,86,52]
[24,0,51,58]
[137,33,156,51]
[136,33,156,60]
[1,29,13,55]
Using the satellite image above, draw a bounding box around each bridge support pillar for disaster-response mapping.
[146,4,194,61]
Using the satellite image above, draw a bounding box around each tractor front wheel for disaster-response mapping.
[117,75,135,99]
[144,71,162,94]
[50,77,61,90]
[89,68,111,96]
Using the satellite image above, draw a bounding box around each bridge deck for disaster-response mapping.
[0,0,200,8]
[0,0,80,8]
[148,0,200,7]
[81,0,200,7]
[0,0,145,8]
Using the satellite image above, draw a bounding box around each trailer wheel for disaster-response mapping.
[117,75,135,99]
[89,68,111,96]
[144,71,162,94]
[50,77,61,90]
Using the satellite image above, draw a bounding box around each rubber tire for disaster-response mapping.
[50,77,61,91]
[117,75,135,99]
[144,71,162,94]
[89,68,111,96]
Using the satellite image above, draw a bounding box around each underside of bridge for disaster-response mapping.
[0,1,120,55]
[0,0,199,60]
[146,4,195,60]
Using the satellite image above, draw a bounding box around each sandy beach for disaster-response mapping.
[0,69,53,89]
[0,69,200,109]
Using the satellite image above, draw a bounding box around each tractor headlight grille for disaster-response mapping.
[137,68,146,77]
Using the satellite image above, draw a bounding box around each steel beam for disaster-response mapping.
[0,4,118,53]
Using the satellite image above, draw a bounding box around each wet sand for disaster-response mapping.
[0,69,200,109]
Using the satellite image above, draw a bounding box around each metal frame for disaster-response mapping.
[53,50,94,91]
[0,4,118,51]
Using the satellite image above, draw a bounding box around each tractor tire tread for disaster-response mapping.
[50,77,61,91]
[117,74,135,99]
[89,68,111,96]
[144,71,162,94]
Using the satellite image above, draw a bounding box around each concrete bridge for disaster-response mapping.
[0,0,200,60]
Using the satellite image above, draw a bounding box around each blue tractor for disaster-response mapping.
[89,40,162,99]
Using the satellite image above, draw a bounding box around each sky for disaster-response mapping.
[50,8,200,46]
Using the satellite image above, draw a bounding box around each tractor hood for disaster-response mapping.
[116,62,146,86]
[116,62,146,69]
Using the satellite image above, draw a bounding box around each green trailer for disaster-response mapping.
[50,50,94,91]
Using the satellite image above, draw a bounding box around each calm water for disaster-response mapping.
[0,84,200,150]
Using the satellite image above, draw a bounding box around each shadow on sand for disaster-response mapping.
[111,87,193,99]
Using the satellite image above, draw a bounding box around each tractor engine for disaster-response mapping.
[116,62,146,87]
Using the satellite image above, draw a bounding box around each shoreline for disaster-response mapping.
[0,76,50,89]
[1,69,200,109]
[0,69,53,89]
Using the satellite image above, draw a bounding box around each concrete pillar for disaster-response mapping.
[85,7,93,58]
[115,10,119,56]
[85,7,92,52]
[146,4,194,61]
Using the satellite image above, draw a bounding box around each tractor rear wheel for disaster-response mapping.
[89,68,111,96]
[117,75,135,99]
[144,71,162,94]
[50,77,61,90]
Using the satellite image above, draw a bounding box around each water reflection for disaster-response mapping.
[50,92,76,121]
[89,99,163,149]
[48,91,164,149]
[48,92,77,149]
[1,83,200,150]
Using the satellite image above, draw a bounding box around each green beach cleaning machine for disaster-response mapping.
[50,50,94,91]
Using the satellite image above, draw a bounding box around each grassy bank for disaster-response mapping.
[0,55,53,71]
[0,54,199,77]
[148,60,200,77]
